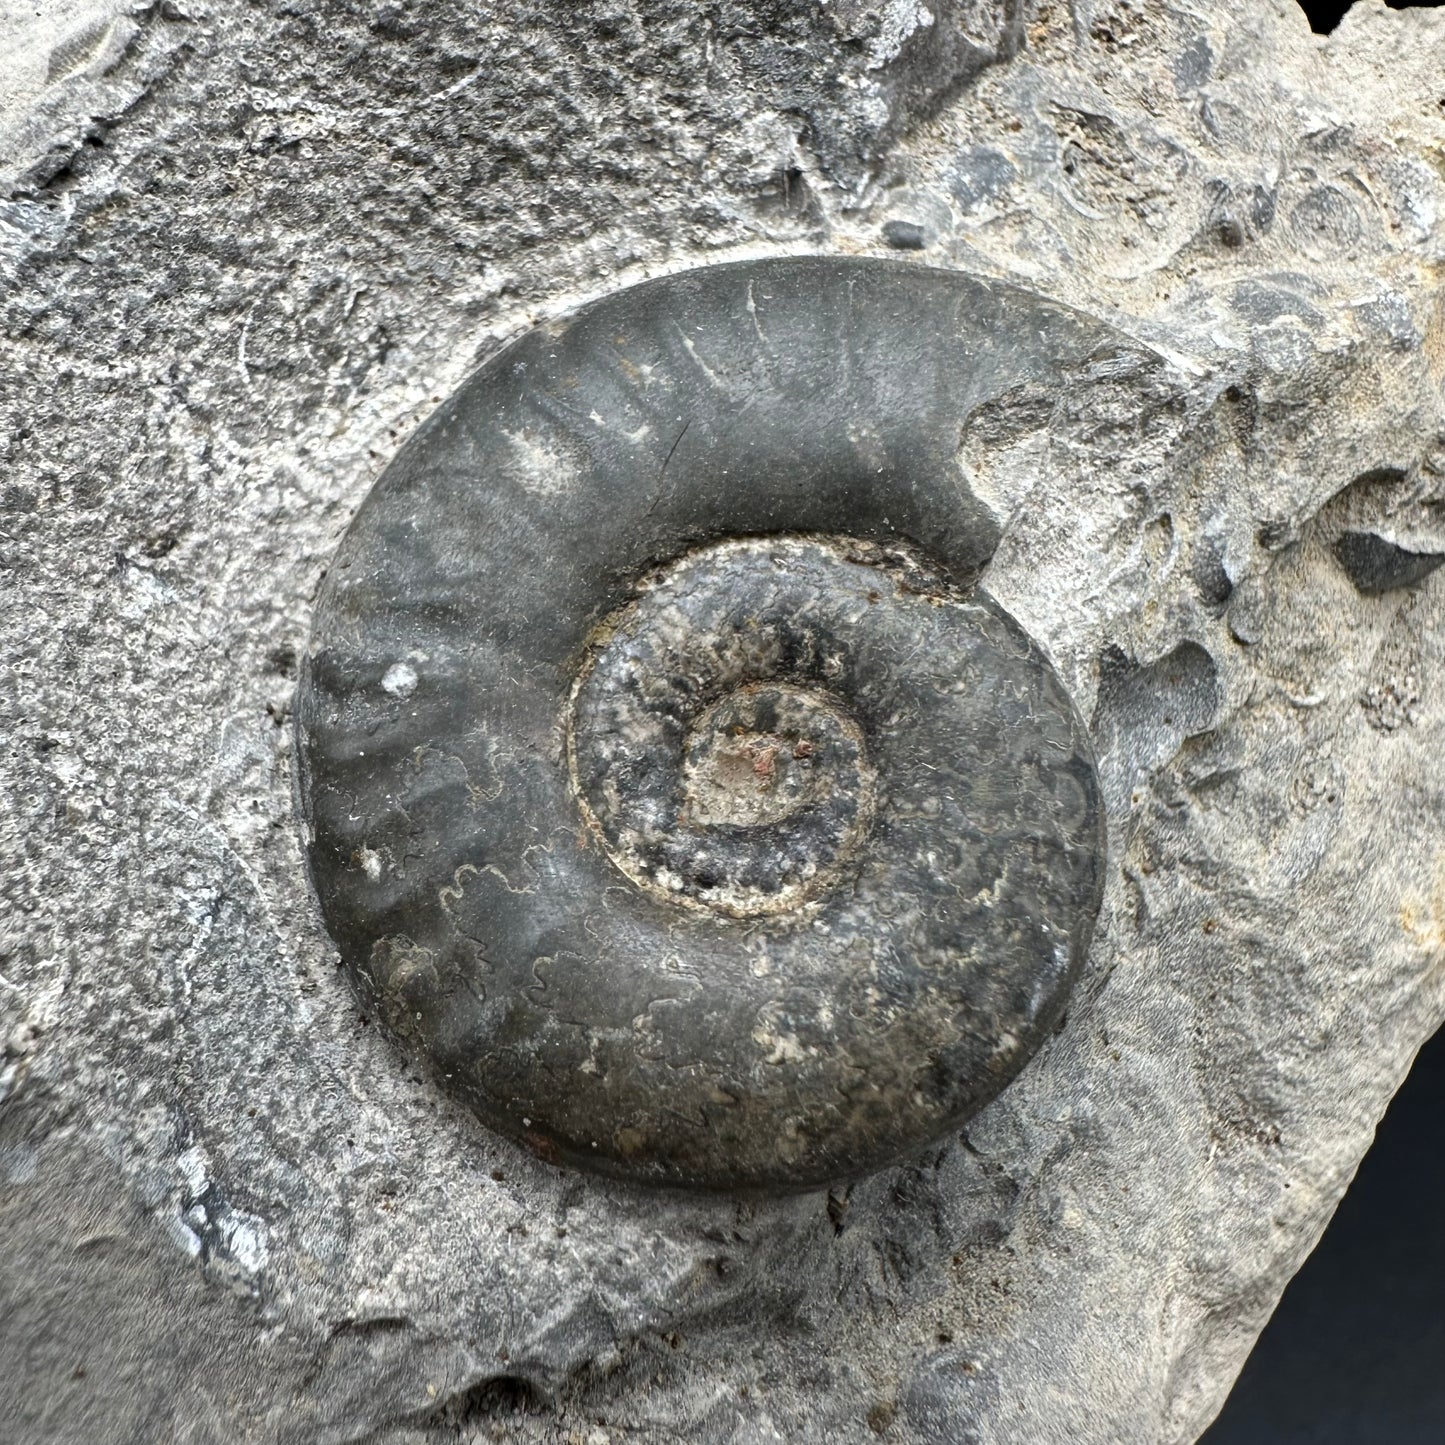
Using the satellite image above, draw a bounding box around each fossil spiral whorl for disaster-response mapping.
[567,536,893,920]
[297,257,1109,1192]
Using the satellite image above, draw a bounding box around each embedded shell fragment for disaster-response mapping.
[297,257,1108,1192]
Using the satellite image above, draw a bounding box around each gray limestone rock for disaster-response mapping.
[2,1,1444,1442]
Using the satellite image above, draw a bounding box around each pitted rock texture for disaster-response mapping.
[3,1,1445,1442]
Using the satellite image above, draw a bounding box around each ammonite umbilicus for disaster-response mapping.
[296,257,1107,1193]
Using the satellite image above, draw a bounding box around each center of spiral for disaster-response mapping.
[567,537,891,918]
[681,684,858,830]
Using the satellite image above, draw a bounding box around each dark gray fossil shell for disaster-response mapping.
[296,257,1107,1193]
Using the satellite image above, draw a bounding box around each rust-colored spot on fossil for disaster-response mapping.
[523,1131,562,1166]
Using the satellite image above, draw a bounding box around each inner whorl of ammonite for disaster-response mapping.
[568,537,910,918]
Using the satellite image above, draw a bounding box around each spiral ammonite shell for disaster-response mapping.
[297,257,1107,1193]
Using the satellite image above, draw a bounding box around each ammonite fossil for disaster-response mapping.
[296,257,1107,1193]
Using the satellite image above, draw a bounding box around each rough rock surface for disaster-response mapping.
[2,1,1443,1442]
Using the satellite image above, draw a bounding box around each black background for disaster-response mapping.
[1201,1026,1445,1441]
[1296,0,1441,33]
